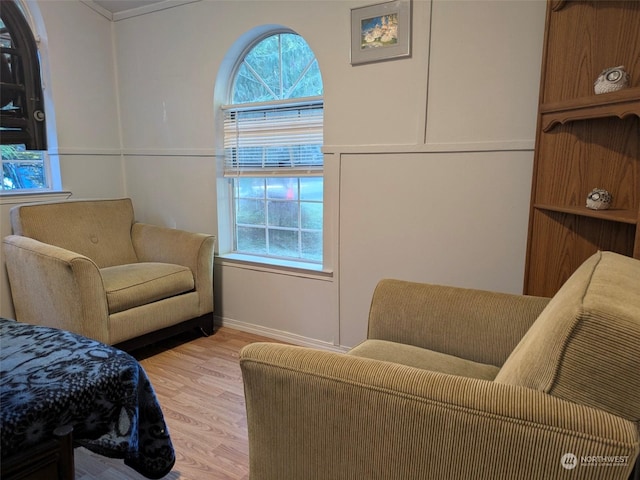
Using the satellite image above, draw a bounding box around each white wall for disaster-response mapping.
[338,150,535,346]
[38,0,124,198]
[2,0,546,350]
[337,0,545,345]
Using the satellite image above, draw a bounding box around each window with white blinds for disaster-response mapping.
[218,31,324,264]
[222,99,323,177]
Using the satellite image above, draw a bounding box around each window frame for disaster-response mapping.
[0,0,46,150]
[219,29,325,267]
[0,0,59,195]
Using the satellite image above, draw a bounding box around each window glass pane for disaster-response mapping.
[281,34,317,98]
[232,177,323,262]
[268,229,298,257]
[301,202,322,230]
[300,177,323,201]
[237,198,265,225]
[232,33,324,103]
[237,226,266,254]
[233,63,274,104]
[1,145,46,190]
[237,177,265,199]
[241,35,280,101]
[266,177,297,200]
[268,200,298,228]
[288,60,323,99]
[301,231,322,262]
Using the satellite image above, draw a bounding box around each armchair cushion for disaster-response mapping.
[495,251,640,422]
[367,280,551,366]
[101,262,194,314]
[9,198,138,268]
[348,339,500,380]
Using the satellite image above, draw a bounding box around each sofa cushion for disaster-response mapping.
[10,198,138,268]
[348,339,500,380]
[101,262,194,314]
[494,251,640,422]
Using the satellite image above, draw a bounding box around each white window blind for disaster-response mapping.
[222,99,323,177]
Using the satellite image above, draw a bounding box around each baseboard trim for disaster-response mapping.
[214,316,348,353]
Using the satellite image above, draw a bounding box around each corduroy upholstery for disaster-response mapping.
[347,339,501,380]
[2,198,215,347]
[495,252,640,423]
[240,251,640,479]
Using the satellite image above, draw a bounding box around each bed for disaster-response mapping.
[0,318,175,479]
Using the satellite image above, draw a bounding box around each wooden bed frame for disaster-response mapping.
[1,426,74,480]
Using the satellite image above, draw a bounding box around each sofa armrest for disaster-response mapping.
[240,343,639,480]
[2,235,110,343]
[367,279,551,366]
[131,223,215,314]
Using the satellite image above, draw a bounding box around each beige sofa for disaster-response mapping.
[2,198,215,350]
[240,251,640,479]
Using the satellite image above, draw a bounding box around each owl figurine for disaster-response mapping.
[586,188,612,210]
[594,66,629,94]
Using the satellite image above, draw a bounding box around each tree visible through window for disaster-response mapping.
[222,32,324,263]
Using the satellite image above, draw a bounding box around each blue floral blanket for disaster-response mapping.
[0,318,175,479]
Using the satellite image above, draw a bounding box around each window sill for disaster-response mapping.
[215,253,333,280]
[0,190,72,205]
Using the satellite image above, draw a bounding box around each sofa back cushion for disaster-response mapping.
[495,251,640,422]
[10,198,138,268]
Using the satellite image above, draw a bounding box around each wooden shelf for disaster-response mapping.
[524,0,640,297]
[541,88,640,132]
[534,204,638,225]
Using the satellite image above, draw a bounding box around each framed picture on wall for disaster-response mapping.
[350,0,411,65]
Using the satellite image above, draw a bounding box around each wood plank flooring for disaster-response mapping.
[75,327,282,480]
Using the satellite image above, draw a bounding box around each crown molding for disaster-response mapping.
[80,0,201,22]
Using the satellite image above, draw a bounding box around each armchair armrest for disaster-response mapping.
[2,235,110,343]
[240,343,639,480]
[131,223,215,314]
[368,279,551,366]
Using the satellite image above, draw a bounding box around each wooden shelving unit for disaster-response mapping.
[534,204,638,225]
[523,0,640,297]
[540,88,640,132]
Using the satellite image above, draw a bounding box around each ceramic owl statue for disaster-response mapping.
[586,188,612,210]
[594,66,629,94]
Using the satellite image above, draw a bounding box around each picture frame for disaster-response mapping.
[350,0,411,65]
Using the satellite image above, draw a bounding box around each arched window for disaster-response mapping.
[1,0,48,191]
[221,31,323,263]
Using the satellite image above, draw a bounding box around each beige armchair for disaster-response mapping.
[240,251,640,479]
[2,198,215,350]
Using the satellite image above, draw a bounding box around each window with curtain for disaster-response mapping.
[1,0,48,191]
[222,31,324,263]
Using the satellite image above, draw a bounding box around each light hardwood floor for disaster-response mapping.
[75,327,281,480]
